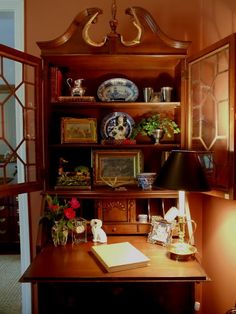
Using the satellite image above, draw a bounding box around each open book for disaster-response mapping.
[91,242,150,273]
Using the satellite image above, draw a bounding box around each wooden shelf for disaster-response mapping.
[43,187,179,199]
[48,143,180,149]
[51,101,181,110]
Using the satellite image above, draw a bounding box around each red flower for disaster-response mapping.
[42,195,81,228]
[69,197,80,209]
[64,207,76,220]
[49,204,60,212]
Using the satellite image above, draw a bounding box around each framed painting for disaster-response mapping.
[92,149,143,186]
[61,118,97,143]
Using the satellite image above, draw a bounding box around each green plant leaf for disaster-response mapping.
[131,114,180,139]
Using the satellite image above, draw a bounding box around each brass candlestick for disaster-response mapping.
[178,215,186,243]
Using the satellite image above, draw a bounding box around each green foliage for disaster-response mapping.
[130,114,180,139]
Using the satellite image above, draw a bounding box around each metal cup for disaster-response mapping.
[161,86,173,102]
[143,87,154,102]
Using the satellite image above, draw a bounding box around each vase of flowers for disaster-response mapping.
[41,194,81,246]
[51,220,69,246]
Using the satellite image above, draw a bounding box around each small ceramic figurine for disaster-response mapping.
[108,114,127,140]
[90,219,107,243]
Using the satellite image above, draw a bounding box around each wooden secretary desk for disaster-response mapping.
[21,236,208,314]
[18,6,210,314]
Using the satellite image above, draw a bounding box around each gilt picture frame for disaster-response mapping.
[61,118,97,143]
[92,149,143,186]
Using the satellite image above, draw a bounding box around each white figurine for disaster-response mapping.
[90,219,107,243]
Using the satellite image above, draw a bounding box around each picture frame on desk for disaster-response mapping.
[92,149,143,186]
[61,118,97,143]
[147,219,172,246]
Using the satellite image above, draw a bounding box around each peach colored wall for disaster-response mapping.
[28,191,42,258]
[202,196,236,313]
[25,0,236,313]
[199,0,236,49]
[188,194,204,257]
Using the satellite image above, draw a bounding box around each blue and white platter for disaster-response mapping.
[97,78,139,102]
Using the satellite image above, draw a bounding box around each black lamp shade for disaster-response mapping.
[155,150,211,191]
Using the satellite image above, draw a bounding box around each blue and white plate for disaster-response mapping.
[97,78,139,102]
[101,112,135,140]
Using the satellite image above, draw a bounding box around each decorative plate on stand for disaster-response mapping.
[101,112,135,141]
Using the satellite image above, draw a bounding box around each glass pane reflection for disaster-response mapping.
[189,45,230,190]
[0,55,38,185]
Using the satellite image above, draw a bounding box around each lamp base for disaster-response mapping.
[167,242,197,261]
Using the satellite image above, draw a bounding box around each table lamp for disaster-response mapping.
[155,150,211,260]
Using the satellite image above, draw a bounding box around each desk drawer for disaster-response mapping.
[103,223,151,234]
[103,223,138,234]
[137,223,151,234]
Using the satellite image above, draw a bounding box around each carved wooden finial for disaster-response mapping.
[109,0,118,34]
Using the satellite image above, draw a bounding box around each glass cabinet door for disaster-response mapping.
[0,44,43,196]
[187,34,236,199]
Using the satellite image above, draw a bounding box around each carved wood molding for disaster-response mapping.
[96,199,136,223]
[97,200,126,212]
[37,7,191,55]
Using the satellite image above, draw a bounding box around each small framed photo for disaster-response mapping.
[197,151,214,172]
[92,149,143,186]
[61,118,97,143]
[147,219,172,246]
[195,151,214,186]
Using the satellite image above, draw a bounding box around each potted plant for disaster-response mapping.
[130,114,180,144]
